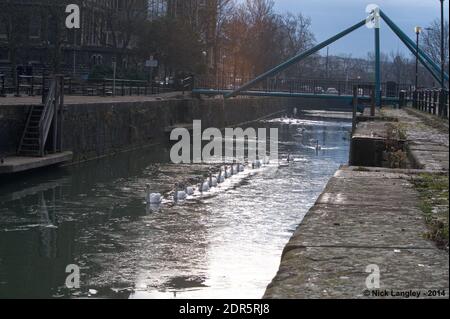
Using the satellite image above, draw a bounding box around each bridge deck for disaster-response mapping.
[192,89,403,103]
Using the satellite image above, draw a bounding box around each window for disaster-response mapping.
[29,14,41,38]
[91,54,104,65]
[0,19,7,39]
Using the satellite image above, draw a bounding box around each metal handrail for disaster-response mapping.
[39,80,56,156]
[413,88,449,118]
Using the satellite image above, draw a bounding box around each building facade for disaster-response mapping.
[0,0,147,78]
[148,0,218,68]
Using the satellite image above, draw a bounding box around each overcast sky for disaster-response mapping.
[269,0,449,58]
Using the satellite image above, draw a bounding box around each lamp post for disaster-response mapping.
[112,57,117,96]
[221,55,226,90]
[202,51,207,63]
[202,50,208,80]
[73,29,77,77]
[415,26,422,90]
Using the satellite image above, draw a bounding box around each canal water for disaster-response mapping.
[0,110,351,299]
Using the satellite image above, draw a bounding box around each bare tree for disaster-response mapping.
[386,51,415,84]
[105,0,147,66]
[422,19,449,70]
[280,12,315,57]
[209,0,235,74]
[279,12,315,77]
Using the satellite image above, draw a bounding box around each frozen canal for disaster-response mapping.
[0,110,351,299]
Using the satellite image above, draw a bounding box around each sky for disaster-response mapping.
[269,0,449,58]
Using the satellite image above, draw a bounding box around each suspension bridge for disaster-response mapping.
[193,9,449,107]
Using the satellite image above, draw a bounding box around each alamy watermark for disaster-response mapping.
[365,264,381,290]
[365,4,380,29]
[65,4,80,29]
[65,264,80,289]
[170,120,279,164]
[363,264,447,298]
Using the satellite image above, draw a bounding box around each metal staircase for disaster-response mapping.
[17,77,63,157]
[17,104,44,156]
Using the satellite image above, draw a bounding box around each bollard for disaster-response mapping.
[417,91,420,110]
[422,91,426,111]
[428,90,432,114]
[30,76,34,96]
[370,88,376,116]
[413,91,418,109]
[420,91,424,110]
[352,87,358,135]
[0,75,5,97]
[399,91,406,109]
[428,90,432,113]
[432,90,438,115]
[15,75,21,97]
[441,89,448,119]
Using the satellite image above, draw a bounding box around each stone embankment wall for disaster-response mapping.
[0,97,296,162]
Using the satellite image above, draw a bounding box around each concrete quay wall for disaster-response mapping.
[0,97,296,162]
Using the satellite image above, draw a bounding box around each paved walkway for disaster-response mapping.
[0,91,188,106]
[265,107,449,299]
[388,108,449,171]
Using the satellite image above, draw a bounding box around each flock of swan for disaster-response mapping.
[145,156,296,206]
[145,115,325,208]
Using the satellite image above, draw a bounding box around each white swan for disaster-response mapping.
[186,186,195,196]
[217,170,225,183]
[263,157,270,165]
[146,184,162,204]
[173,184,188,202]
[209,173,218,187]
[175,189,187,201]
[199,181,210,193]
[252,160,262,169]
[287,154,295,162]
[224,166,232,178]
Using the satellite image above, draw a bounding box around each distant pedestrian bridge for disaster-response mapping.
[193,9,448,109]
[192,76,412,110]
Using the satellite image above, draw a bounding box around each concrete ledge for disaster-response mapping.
[265,246,449,299]
[264,167,449,299]
[266,108,449,299]
[0,152,73,174]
